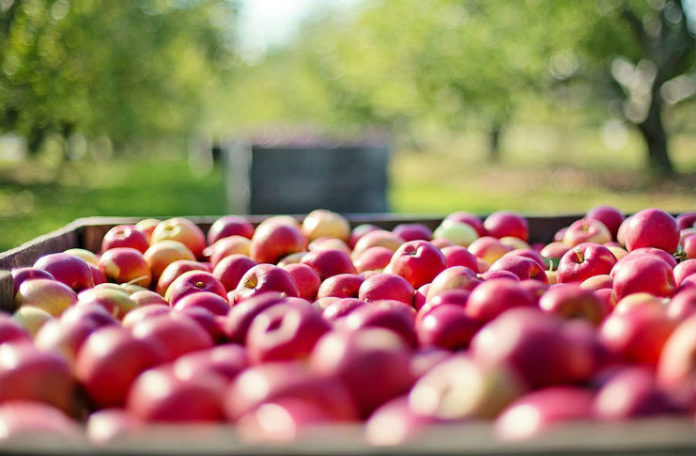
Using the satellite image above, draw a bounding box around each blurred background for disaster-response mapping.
[0,0,695,250]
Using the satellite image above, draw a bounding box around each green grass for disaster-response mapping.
[1,129,695,252]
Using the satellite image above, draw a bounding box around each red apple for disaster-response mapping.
[121,305,171,330]
[61,302,119,328]
[392,223,433,242]
[173,291,230,316]
[580,274,613,291]
[130,290,168,307]
[348,224,380,249]
[480,269,520,281]
[321,298,366,322]
[155,260,210,296]
[495,387,595,441]
[101,225,149,253]
[164,270,227,306]
[33,253,93,292]
[308,236,351,253]
[300,248,357,281]
[426,266,480,301]
[352,230,404,257]
[14,278,78,317]
[440,245,479,271]
[176,306,226,344]
[562,218,612,247]
[131,313,213,362]
[488,254,548,283]
[204,235,251,267]
[676,211,696,230]
[151,217,207,259]
[657,313,696,406]
[246,303,330,363]
[127,365,224,422]
[683,234,696,259]
[444,212,486,237]
[310,328,414,418]
[666,288,696,321]
[586,205,625,239]
[281,263,321,301]
[301,209,350,242]
[221,292,288,344]
[557,243,617,284]
[316,273,364,299]
[358,272,414,306]
[231,264,300,304]
[342,299,418,347]
[98,247,151,288]
[623,208,679,253]
[0,402,79,440]
[207,215,254,245]
[34,317,98,368]
[173,344,249,382]
[365,396,442,446]
[539,283,608,326]
[384,240,447,289]
[465,278,535,324]
[484,211,528,241]
[611,253,676,300]
[250,220,307,265]
[623,247,677,268]
[11,267,55,295]
[416,304,480,351]
[144,240,196,282]
[468,236,512,265]
[76,286,137,320]
[212,254,257,293]
[0,342,74,412]
[0,313,31,345]
[353,246,393,273]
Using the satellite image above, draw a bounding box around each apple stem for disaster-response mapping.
[574,249,584,263]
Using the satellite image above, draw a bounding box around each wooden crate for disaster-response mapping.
[1,214,695,455]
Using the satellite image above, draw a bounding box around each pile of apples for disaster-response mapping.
[2,207,696,445]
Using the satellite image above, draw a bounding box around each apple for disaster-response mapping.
[86,409,141,444]
[683,233,696,259]
[249,220,307,265]
[204,235,252,267]
[98,247,151,288]
[342,299,418,347]
[164,270,227,306]
[439,246,478,272]
[365,396,443,446]
[0,402,79,440]
[409,354,525,420]
[63,248,100,266]
[432,221,478,247]
[301,209,350,242]
[594,288,617,312]
[151,217,207,259]
[280,263,320,301]
[173,291,230,316]
[488,254,548,283]
[480,269,520,281]
[540,241,571,266]
[348,223,380,249]
[221,292,288,344]
[623,247,677,268]
[622,208,679,253]
[300,248,357,281]
[484,211,528,241]
[0,342,74,413]
[580,274,613,291]
[500,236,531,251]
[562,218,612,247]
[426,266,480,301]
[12,306,54,337]
[246,303,330,363]
[225,361,358,422]
[34,317,98,368]
[353,246,393,273]
[352,230,404,257]
[207,256,254,294]
[676,211,696,230]
[207,215,254,245]
[414,284,429,310]
[127,365,225,422]
[586,205,625,239]
[135,218,160,242]
[316,273,364,300]
[392,223,433,242]
[11,267,55,295]
[77,285,137,320]
[495,387,595,441]
[154,260,208,295]
[173,344,249,382]
[308,236,351,254]
[384,240,447,289]
[121,304,171,330]
[231,264,299,304]
[321,298,366,322]
[144,240,196,282]
[468,236,512,265]
[594,366,682,420]
[33,252,94,292]
[465,278,535,324]
[0,313,30,345]
[130,290,168,307]
[613,292,666,314]
[416,304,480,351]
[444,212,486,237]
[101,225,149,253]
[599,303,676,366]
[131,313,213,362]
[504,248,546,269]
[666,288,696,321]
[14,278,77,317]
[656,313,696,406]
[611,253,676,300]
[61,302,119,329]
[418,290,471,326]
[556,243,617,284]
[539,283,608,326]
[358,272,414,306]
[310,328,414,418]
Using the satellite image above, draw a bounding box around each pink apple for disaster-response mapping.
[155,259,209,296]
[205,236,251,268]
[307,236,351,253]
[683,233,696,259]
[539,283,608,326]
[480,269,520,281]
[611,254,676,300]
[231,264,299,303]
[623,208,679,253]
[465,278,535,324]
[321,298,366,322]
[352,230,404,256]
[444,212,486,237]
[300,248,357,281]
[221,292,288,344]
[0,402,79,440]
[358,272,414,306]
[468,236,512,265]
[440,245,479,271]
[342,299,418,347]
[246,303,330,363]
[173,291,230,316]
[488,254,548,283]
[540,241,571,265]
[562,218,612,247]
[131,313,213,362]
[426,266,480,301]
[212,254,257,293]
[316,273,364,299]
[121,304,171,329]
[623,247,677,268]
[280,263,320,301]
[353,246,393,273]
[586,205,625,239]
[557,243,617,284]
[416,304,480,351]
[484,211,528,241]
[392,223,433,242]
[164,270,227,306]
[207,215,254,245]
[676,211,696,230]
[101,225,150,253]
[0,342,74,412]
[11,267,55,295]
[656,313,696,406]
[310,328,414,418]
[249,220,307,265]
[580,274,613,291]
[34,317,98,368]
[348,223,380,249]
[130,290,168,307]
[666,288,696,321]
[173,344,249,382]
[0,313,31,345]
[151,217,207,259]
[384,240,447,289]
[33,252,94,292]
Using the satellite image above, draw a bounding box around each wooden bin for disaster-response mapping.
[0,214,695,455]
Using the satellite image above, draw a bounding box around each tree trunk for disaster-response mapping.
[637,93,674,174]
[487,124,502,162]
